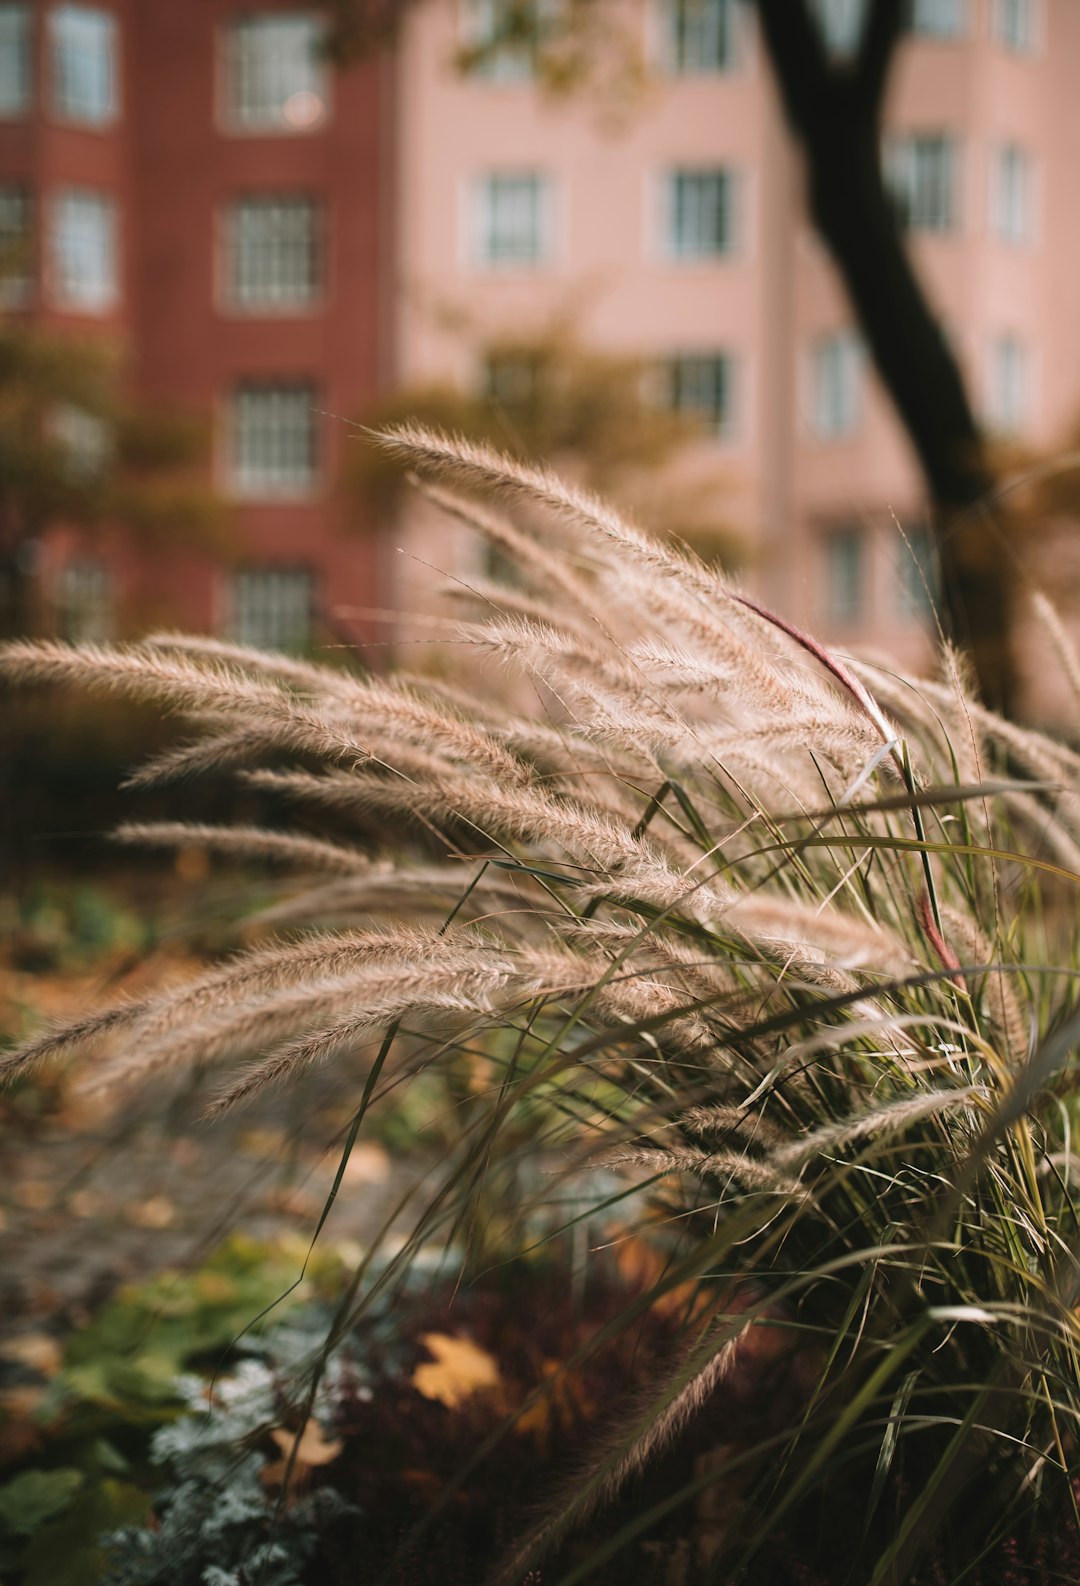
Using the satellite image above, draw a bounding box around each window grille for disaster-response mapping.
[0,184,32,305]
[905,0,964,36]
[51,189,118,311]
[230,384,319,494]
[896,524,939,619]
[0,5,32,115]
[55,557,113,642]
[824,527,865,625]
[664,0,737,73]
[988,334,1029,432]
[992,144,1032,244]
[461,0,552,81]
[223,14,328,131]
[666,168,736,258]
[228,196,321,308]
[995,0,1034,52]
[885,134,957,232]
[474,173,551,266]
[806,0,867,58]
[50,6,118,123]
[662,352,736,437]
[229,567,314,652]
[811,332,862,438]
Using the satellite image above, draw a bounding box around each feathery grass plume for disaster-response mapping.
[113,821,371,873]
[3,427,1080,1584]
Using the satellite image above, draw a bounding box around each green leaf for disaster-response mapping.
[0,1468,84,1535]
[22,1479,149,1586]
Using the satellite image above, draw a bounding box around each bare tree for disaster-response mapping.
[755,0,1010,707]
[327,0,1015,707]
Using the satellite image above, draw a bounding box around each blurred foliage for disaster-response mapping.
[0,1236,353,1586]
[0,321,228,636]
[354,326,746,563]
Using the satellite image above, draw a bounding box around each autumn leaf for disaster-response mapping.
[260,1421,344,1489]
[411,1333,501,1409]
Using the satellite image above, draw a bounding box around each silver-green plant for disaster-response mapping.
[4,427,1080,1584]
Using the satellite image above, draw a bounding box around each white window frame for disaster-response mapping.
[661,350,738,440]
[459,0,556,83]
[986,332,1030,433]
[806,0,868,58]
[823,525,865,626]
[895,523,939,620]
[658,0,739,74]
[220,13,331,135]
[0,4,33,116]
[994,0,1038,53]
[884,132,959,233]
[905,0,964,37]
[53,555,114,642]
[0,183,33,305]
[990,142,1033,246]
[228,566,315,652]
[663,166,738,261]
[471,171,554,269]
[809,330,863,440]
[51,403,111,478]
[49,6,119,126]
[228,382,320,498]
[224,195,323,312]
[50,188,118,313]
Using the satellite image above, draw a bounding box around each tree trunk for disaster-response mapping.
[755,0,1013,711]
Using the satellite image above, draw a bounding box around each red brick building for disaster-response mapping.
[0,1,389,651]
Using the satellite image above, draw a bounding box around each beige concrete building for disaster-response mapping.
[391,0,1080,673]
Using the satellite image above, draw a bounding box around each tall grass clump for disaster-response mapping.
[3,426,1080,1584]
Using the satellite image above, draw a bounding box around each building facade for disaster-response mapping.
[392,0,1080,672]
[0,0,389,651]
[2,0,1079,677]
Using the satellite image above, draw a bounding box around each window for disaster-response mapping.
[474,173,551,267]
[50,6,118,124]
[810,331,862,439]
[896,524,938,620]
[904,0,963,35]
[50,190,118,311]
[0,4,32,115]
[995,0,1035,51]
[52,404,110,478]
[54,557,113,642]
[824,527,864,625]
[227,196,322,310]
[987,334,1029,432]
[230,383,318,495]
[663,0,738,73]
[460,0,551,82]
[806,0,868,58]
[484,349,542,411]
[665,167,737,259]
[991,144,1032,244]
[885,134,957,232]
[223,14,328,131]
[0,184,32,305]
[229,567,314,652]
[661,352,736,438]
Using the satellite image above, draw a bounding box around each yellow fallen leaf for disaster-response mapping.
[0,1333,62,1377]
[127,1195,174,1229]
[411,1333,501,1409]
[261,1421,344,1489]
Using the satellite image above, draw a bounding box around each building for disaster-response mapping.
[2,0,1078,679]
[0,0,389,651]
[392,0,1080,673]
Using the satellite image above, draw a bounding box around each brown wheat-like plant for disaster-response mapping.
[3,426,1080,1585]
